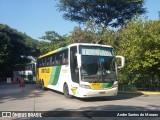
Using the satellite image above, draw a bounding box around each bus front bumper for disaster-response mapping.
[75,87,118,98]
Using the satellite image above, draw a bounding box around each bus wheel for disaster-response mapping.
[41,81,45,91]
[63,83,72,99]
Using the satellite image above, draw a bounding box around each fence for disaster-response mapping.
[0,77,35,84]
[119,79,160,91]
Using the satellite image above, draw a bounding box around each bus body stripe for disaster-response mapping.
[48,67,56,85]
[49,66,61,85]
[90,82,113,90]
[101,82,113,88]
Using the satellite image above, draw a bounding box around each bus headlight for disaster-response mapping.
[113,81,118,88]
[80,84,91,89]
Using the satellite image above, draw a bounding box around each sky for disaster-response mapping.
[0,0,160,40]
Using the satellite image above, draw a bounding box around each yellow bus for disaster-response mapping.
[36,43,125,98]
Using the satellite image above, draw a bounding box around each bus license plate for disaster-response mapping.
[99,92,105,94]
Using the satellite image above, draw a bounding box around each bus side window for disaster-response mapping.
[59,52,63,65]
[52,55,55,65]
[46,57,50,66]
[50,56,52,66]
[45,57,47,66]
[46,57,48,66]
[42,58,45,67]
[63,49,68,65]
[55,53,60,65]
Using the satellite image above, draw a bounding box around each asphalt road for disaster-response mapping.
[0,83,160,120]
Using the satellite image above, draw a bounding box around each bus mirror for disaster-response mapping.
[116,56,125,69]
[76,54,82,68]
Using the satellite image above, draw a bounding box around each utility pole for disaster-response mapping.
[158,11,160,19]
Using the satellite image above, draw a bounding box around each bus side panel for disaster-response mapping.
[48,65,70,93]
[58,65,70,93]
[37,65,75,95]
[37,67,52,87]
[48,66,61,85]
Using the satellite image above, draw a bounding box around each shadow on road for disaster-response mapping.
[73,93,142,102]
[1,84,160,120]
[0,84,44,104]
[44,87,143,102]
[38,105,160,120]
[6,105,160,120]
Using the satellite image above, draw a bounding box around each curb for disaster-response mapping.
[118,91,160,95]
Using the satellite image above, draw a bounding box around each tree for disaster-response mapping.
[39,30,69,54]
[0,24,40,76]
[40,31,64,43]
[116,18,160,88]
[57,0,146,28]
[37,41,51,55]
[69,26,95,43]
[0,33,10,65]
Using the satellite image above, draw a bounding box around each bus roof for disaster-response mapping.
[38,43,113,59]
[68,43,112,48]
[38,46,68,58]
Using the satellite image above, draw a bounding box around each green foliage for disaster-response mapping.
[68,17,160,88]
[57,0,146,28]
[69,27,94,43]
[0,24,40,76]
[36,41,52,55]
[116,18,160,85]
[23,34,41,57]
[1,16,160,91]
[39,30,69,54]
[69,21,118,47]
[40,31,64,43]
[0,32,10,64]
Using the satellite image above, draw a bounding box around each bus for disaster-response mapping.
[13,62,36,83]
[36,43,125,98]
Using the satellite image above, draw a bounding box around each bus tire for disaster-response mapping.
[39,80,42,88]
[63,83,72,99]
[41,80,45,91]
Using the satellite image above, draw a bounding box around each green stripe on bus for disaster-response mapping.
[101,82,113,88]
[49,66,61,85]
[52,66,61,85]
[48,67,56,85]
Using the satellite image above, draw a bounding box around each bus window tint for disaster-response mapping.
[50,56,52,66]
[46,57,50,66]
[52,55,55,65]
[59,53,62,65]
[70,46,79,83]
[55,54,58,65]
[42,58,44,66]
[62,49,68,64]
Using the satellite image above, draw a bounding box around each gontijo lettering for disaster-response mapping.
[41,68,50,73]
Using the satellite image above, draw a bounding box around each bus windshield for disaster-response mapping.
[79,45,117,83]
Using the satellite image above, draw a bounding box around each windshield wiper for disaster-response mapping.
[97,58,105,81]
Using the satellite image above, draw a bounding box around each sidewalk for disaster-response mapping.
[0,83,37,95]
[119,91,160,95]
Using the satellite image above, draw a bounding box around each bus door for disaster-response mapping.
[70,46,79,84]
